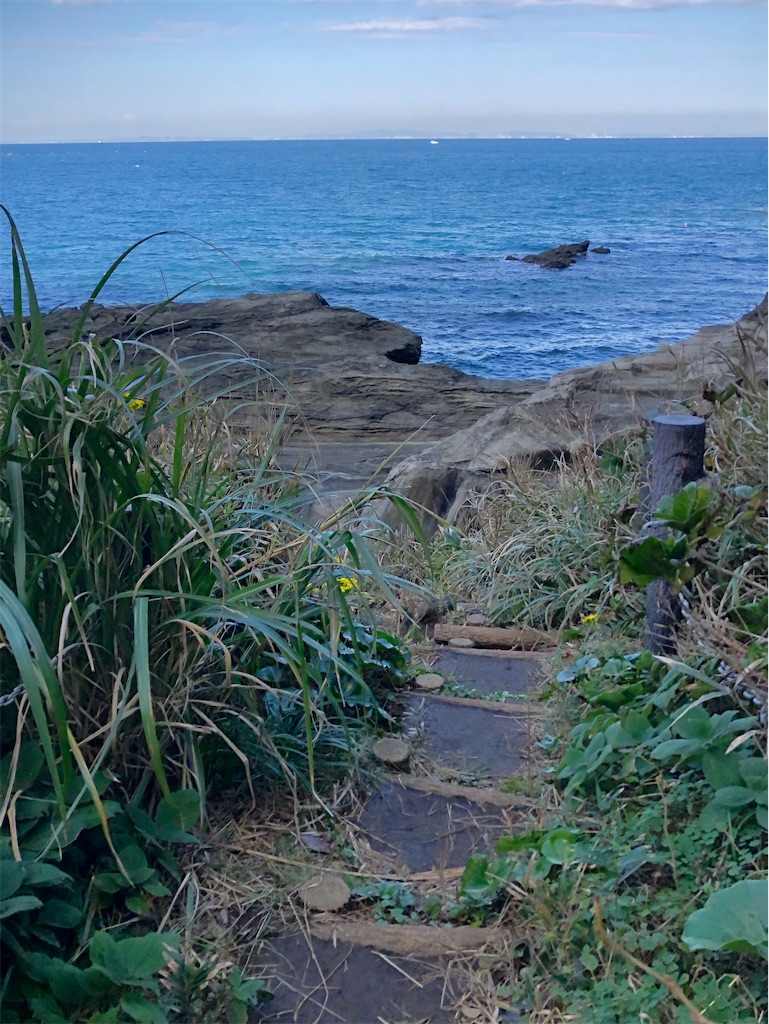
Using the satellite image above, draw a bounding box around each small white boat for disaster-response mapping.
[430,139,439,145]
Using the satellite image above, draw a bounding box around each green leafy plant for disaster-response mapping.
[683,879,768,959]
[352,880,418,923]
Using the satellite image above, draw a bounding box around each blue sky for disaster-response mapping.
[1,0,766,141]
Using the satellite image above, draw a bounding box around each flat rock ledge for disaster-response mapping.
[28,291,542,443]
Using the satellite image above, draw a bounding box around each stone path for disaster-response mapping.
[254,637,551,1024]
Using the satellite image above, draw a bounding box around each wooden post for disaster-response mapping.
[645,414,706,654]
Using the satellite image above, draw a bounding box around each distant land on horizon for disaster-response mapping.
[4,131,768,145]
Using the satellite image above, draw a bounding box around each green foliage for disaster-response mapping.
[453,648,767,1022]
[352,880,418,923]
[428,440,647,630]
[0,212,414,1022]
[683,880,768,958]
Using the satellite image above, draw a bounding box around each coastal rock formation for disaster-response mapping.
[517,240,591,270]
[34,291,423,367]
[591,246,611,254]
[379,296,768,528]
[33,291,543,442]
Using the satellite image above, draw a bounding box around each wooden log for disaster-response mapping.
[645,414,706,654]
[433,623,553,650]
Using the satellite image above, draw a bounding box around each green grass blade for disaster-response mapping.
[133,595,171,797]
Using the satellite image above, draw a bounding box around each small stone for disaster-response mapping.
[415,672,444,691]
[448,637,475,649]
[465,613,486,626]
[372,737,411,766]
[299,874,351,912]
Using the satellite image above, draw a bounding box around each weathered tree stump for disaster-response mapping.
[645,414,706,654]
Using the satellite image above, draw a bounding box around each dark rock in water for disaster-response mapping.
[591,246,611,254]
[504,255,520,261]
[519,239,590,270]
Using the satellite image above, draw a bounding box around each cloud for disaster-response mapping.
[321,16,491,33]
[138,20,239,44]
[417,0,757,7]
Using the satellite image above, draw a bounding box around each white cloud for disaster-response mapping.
[417,0,756,7]
[322,16,491,32]
[139,20,238,44]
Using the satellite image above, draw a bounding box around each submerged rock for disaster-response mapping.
[519,239,590,269]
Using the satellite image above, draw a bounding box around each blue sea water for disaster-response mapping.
[0,138,766,380]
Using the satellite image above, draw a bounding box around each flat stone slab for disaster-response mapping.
[256,932,454,1023]
[356,780,518,873]
[435,649,543,698]
[403,694,535,781]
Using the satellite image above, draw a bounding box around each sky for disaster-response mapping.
[0,0,766,142]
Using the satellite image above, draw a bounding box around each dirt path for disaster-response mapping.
[253,634,554,1024]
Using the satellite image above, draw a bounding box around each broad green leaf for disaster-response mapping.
[655,482,712,535]
[651,738,703,761]
[702,751,744,790]
[675,705,714,741]
[90,929,179,985]
[155,790,200,832]
[682,880,768,958]
[458,855,490,900]
[540,828,581,866]
[36,898,83,929]
[23,862,72,888]
[710,786,757,809]
[740,757,768,792]
[121,993,169,1024]
[0,894,43,919]
[618,535,687,587]
[0,860,26,901]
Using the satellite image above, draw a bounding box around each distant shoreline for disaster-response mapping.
[3,135,767,146]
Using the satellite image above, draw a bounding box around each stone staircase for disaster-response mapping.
[254,638,552,1024]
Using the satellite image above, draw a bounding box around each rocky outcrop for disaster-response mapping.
[516,240,591,270]
[379,296,768,529]
[34,291,424,367]
[32,291,543,442]
[591,246,611,254]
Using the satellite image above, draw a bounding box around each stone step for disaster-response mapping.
[402,692,542,783]
[435,648,544,698]
[257,921,516,1023]
[256,932,454,1023]
[355,778,528,874]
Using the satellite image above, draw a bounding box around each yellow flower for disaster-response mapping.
[127,398,146,412]
[580,613,599,625]
[337,576,358,594]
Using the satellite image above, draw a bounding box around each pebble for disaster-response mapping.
[415,672,444,691]
[372,736,411,765]
[299,874,351,912]
[448,637,475,648]
[466,613,486,626]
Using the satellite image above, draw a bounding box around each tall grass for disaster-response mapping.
[0,208,414,832]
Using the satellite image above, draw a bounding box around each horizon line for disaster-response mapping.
[2,133,768,145]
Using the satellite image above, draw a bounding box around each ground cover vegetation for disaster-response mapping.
[0,213,421,1023]
[399,377,766,1021]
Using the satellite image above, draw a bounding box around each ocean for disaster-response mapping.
[0,138,766,380]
